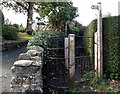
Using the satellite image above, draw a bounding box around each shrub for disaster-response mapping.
[13,24,19,29]
[2,24,18,40]
[26,29,33,35]
[19,25,25,32]
[28,31,64,49]
[70,27,79,32]
[28,31,64,64]
[68,26,86,36]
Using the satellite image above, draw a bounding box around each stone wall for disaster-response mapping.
[10,46,44,93]
[0,40,28,52]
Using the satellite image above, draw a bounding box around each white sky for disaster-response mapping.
[2,0,120,27]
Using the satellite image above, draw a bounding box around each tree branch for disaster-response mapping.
[16,2,28,11]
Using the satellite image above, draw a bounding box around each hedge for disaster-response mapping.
[83,16,120,79]
[83,19,97,56]
[102,16,120,79]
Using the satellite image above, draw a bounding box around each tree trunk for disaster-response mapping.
[26,2,34,31]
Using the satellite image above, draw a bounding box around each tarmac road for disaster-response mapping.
[0,46,27,93]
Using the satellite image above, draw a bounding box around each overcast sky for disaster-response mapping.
[2,0,120,27]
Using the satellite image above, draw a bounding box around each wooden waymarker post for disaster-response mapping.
[68,34,75,90]
[93,2,103,77]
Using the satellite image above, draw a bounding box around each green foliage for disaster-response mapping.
[2,24,18,40]
[0,10,4,25]
[26,30,33,35]
[0,10,4,37]
[84,16,120,79]
[28,31,64,65]
[13,24,19,29]
[67,20,86,36]
[27,31,64,49]
[83,19,97,65]
[83,19,97,55]
[102,16,120,79]
[37,2,78,32]
[19,24,25,32]
[80,71,99,86]
[70,27,79,32]
[79,71,119,92]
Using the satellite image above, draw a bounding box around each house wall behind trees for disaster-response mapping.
[83,16,120,79]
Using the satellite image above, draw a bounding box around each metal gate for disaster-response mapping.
[75,35,94,87]
[42,34,94,93]
[42,36,69,94]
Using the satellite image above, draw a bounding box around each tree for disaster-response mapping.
[1,2,35,31]
[37,2,78,32]
[0,9,4,25]
[1,1,78,33]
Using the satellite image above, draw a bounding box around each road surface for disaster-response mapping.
[0,46,27,93]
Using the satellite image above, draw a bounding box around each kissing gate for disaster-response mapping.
[42,34,95,93]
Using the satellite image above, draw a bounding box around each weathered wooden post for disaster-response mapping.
[92,2,103,77]
[68,34,75,90]
[97,2,103,77]
[65,37,69,71]
[94,32,98,76]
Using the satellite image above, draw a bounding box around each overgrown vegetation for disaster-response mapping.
[27,31,64,59]
[68,20,86,36]
[83,16,120,79]
[65,71,120,93]
[28,31,64,48]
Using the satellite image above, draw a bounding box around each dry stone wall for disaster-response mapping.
[10,46,44,93]
[1,40,28,52]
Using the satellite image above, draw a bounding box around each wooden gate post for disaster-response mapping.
[65,37,69,71]
[94,32,98,76]
[68,34,75,90]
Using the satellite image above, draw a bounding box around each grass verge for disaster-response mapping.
[3,32,32,42]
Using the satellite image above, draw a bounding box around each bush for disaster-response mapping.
[28,31,64,64]
[2,24,18,40]
[68,26,86,36]
[19,25,25,32]
[26,30,33,35]
[70,27,79,32]
[13,24,19,29]
[28,31,64,49]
